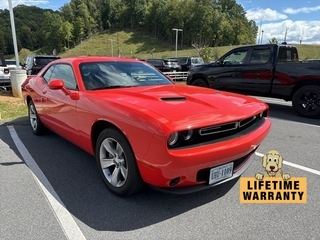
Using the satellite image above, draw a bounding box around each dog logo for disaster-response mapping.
[255,150,291,180]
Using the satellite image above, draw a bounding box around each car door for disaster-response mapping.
[209,47,249,91]
[40,63,81,144]
[241,46,273,93]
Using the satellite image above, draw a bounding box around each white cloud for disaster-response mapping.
[284,6,320,14]
[245,7,320,44]
[246,8,288,21]
[258,20,320,44]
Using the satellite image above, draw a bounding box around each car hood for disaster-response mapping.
[94,84,267,127]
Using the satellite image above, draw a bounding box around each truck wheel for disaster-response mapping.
[292,85,320,118]
[192,79,208,87]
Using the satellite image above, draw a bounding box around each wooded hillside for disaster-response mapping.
[0,0,258,55]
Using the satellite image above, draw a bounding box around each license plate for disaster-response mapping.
[209,162,233,184]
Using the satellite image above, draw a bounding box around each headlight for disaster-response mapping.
[167,129,195,148]
[182,129,193,141]
[168,132,179,146]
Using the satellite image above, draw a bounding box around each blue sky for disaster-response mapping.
[1,0,320,44]
[237,0,320,44]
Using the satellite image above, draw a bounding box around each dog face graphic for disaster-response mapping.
[262,150,283,177]
[255,150,291,180]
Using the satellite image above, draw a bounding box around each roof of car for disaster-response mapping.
[32,55,60,58]
[52,56,146,65]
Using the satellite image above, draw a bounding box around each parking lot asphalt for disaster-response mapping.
[1,97,319,240]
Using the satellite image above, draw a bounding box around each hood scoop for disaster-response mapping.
[160,96,187,102]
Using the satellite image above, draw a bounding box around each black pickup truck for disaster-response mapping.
[186,43,320,118]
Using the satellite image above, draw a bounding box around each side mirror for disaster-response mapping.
[48,79,64,90]
[47,78,79,100]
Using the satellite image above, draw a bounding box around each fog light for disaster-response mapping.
[169,177,181,187]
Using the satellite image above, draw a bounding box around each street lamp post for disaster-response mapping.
[8,0,19,67]
[260,30,264,44]
[172,28,182,57]
[108,39,115,56]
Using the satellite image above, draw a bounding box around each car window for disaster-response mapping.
[278,46,299,62]
[191,58,204,64]
[50,64,77,90]
[80,61,173,90]
[5,60,16,65]
[42,65,55,82]
[249,49,271,64]
[223,49,248,65]
[147,59,163,66]
[177,58,188,64]
[35,57,58,65]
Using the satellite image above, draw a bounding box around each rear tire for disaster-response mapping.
[96,128,144,197]
[192,78,208,87]
[292,85,320,118]
[28,100,46,135]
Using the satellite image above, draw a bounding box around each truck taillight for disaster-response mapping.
[4,68,9,74]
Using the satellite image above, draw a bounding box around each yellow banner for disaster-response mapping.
[239,177,307,203]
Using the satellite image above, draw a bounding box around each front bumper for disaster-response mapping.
[148,150,256,194]
[136,117,271,192]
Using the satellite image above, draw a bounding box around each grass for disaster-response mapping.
[60,30,320,60]
[1,30,320,122]
[0,92,27,122]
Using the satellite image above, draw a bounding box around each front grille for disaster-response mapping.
[169,110,267,149]
[199,122,238,135]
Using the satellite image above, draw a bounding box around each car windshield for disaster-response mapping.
[191,58,204,64]
[164,59,179,65]
[35,57,59,65]
[5,60,16,65]
[177,58,188,64]
[80,61,173,90]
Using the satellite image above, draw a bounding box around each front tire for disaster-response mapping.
[292,85,320,118]
[28,100,46,135]
[96,128,144,197]
[192,78,208,87]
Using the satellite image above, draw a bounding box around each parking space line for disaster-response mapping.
[255,152,320,176]
[8,126,86,240]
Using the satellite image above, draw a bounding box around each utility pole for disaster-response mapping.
[8,0,19,67]
[284,28,288,43]
[172,28,182,57]
[257,18,263,44]
[260,30,264,44]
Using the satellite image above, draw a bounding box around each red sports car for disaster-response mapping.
[21,56,271,197]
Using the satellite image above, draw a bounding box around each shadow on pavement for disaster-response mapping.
[266,102,320,126]
[3,125,238,231]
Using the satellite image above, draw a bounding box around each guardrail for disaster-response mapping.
[163,71,188,81]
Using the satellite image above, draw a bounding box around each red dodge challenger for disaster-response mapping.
[21,56,271,197]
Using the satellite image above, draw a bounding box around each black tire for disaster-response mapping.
[192,78,209,87]
[292,85,320,118]
[95,128,144,197]
[28,100,46,135]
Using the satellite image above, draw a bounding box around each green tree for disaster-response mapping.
[73,17,85,44]
[40,12,66,53]
[269,37,278,44]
